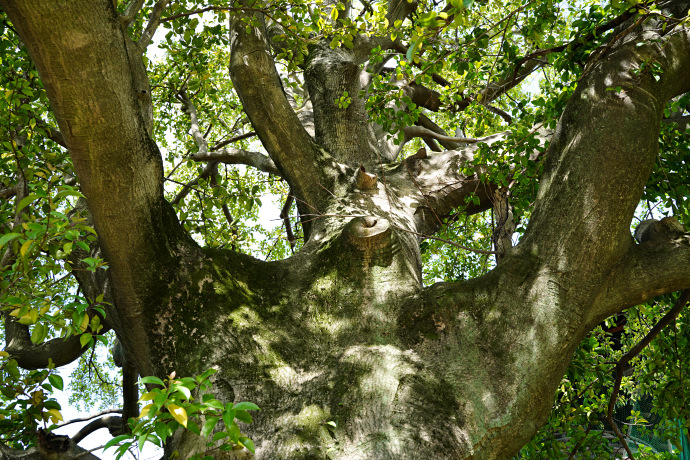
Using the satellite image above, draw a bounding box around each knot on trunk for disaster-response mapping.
[354,166,378,191]
[635,217,687,244]
[344,216,393,252]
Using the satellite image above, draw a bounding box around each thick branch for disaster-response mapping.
[591,230,690,321]
[229,5,330,224]
[3,312,109,370]
[1,0,190,377]
[520,21,690,286]
[191,148,281,176]
[72,415,125,444]
[0,431,101,459]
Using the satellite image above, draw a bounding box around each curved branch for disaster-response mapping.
[3,312,110,370]
[229,5,329,221]
[58,409,123,428]
[591,230,690,322]
[136,0,170,53]
[191,148,281,176]
[72,415,125,444]
[403,125,479,145]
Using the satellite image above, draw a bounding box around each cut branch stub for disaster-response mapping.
[634,217,686,244]
[354,166,378,191]
[344,216,393,251]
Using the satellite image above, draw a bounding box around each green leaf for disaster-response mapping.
[232,402,260,411]
[174,385,191,401]
[406,38,420,62]
[213,431,229,441]
[16,194,39,213]
[155,421,169,443]
[140,376,166,386]
[235,410,252,424]
[79,333,93,348]
[239,436,255,453]
[228,421,240,443]
[222,408,236,429]
[0,233,21,249]
[187,419,200,435]
[137,432,149,452]
[104,434,132,450]
[48,374,64,391]
[201,416,219,438]
[30,323,47,344]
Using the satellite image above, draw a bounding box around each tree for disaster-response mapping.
[0,0,689,458]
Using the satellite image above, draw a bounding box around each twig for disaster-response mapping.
[390,223,499,255]
[280,190,296,252]
[58,409,123,428]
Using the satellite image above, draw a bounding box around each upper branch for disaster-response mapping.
[228,6,329,214]
[518,16,690,297]
[136,0,170,53]
[191,148,281,176]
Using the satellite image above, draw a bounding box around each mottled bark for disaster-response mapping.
[2,1,690,459]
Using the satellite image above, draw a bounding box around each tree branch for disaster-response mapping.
[171,162,217,206]
[3,312,110,370]
[58,409,123,428]
[280,190,296,252]
[211,131,257,150]
[229,4,330,230]
[175,89,208,157]
[0,430,101,459]
[591,225,690,321]
[191,148,281,176]
[402,125,479,146]
[1,0,193,377]
[136,0,169,53]
[72,415,125,444]
[120,0,145,26]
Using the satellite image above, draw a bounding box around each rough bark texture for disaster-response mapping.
[2,0,690,459]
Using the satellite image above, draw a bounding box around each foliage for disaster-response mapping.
[104,369,259,459]
[0,353,64,448]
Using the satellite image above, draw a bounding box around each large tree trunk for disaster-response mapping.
[2,0,690,459]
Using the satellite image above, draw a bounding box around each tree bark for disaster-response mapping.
[2,1,690,459]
